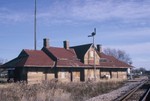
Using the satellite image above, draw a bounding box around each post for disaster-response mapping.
[88,28,97,81]
[34,0,37,50]
[93,28,96,81]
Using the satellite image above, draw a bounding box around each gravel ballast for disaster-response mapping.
[86,76,148,101]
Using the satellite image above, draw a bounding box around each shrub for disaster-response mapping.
[0,79,125,101]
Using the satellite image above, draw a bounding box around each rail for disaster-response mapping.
[141,88,150,101]
[114,80,148,101]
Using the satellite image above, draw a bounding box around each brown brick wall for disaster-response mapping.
[84,48,100,65]
[58,71,70,82]
[27,72,55,83]
[84,69,100,81]
[72,71,80,82]
[28,72,44,83]
[100,70,127,79]
[27,69,127,83]
[118,71,127,79]
[100,71,110,78]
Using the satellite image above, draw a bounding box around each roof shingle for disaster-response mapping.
[3,49,54,67]
[99,53,132,68]
[44,47,85,67]
[46,47,77,60]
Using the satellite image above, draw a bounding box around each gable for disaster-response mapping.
[84,45,100,65]
[70,43,92,61]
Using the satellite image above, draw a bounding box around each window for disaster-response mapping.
[100,58,107,62]
[90,51,94,57]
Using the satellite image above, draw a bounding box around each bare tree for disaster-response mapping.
[104,48,132,65]
[138,67,147,74]
[132,67,147,75]
[0,58,7,65]
[0,59,3,65]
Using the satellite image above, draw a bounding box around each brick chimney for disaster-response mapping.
[43,38,49,48]
[97,44,102,53]
[63,40,69,49]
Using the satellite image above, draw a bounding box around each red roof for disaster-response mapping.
[57,59,85,67]
[3,45,132,69]
[44,47,85,67]
[23,50,54,67]
[71,43,132,68]
[4,49,54,67]
[46,47,77,60]
[99,53,132,68]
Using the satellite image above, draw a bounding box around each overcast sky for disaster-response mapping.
[0,0,150,70]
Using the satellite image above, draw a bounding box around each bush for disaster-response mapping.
[0,79,125,101]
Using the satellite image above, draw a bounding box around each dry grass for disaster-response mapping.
[0,79,125,101]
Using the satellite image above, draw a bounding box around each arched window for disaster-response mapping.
[90,51,94,57]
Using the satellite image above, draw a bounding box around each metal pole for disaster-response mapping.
[93,28,96,80]
[34,0,37,50]
[88,28,97,81]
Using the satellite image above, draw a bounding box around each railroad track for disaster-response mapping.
[141,88,150,101]
[114,80,150,101]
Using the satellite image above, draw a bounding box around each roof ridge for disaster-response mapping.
[70,43,92,48]
[46,46,64,49]
[23,49,41,52]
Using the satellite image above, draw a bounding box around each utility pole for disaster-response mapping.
[88,28,96,80]
[34,0,37,50]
